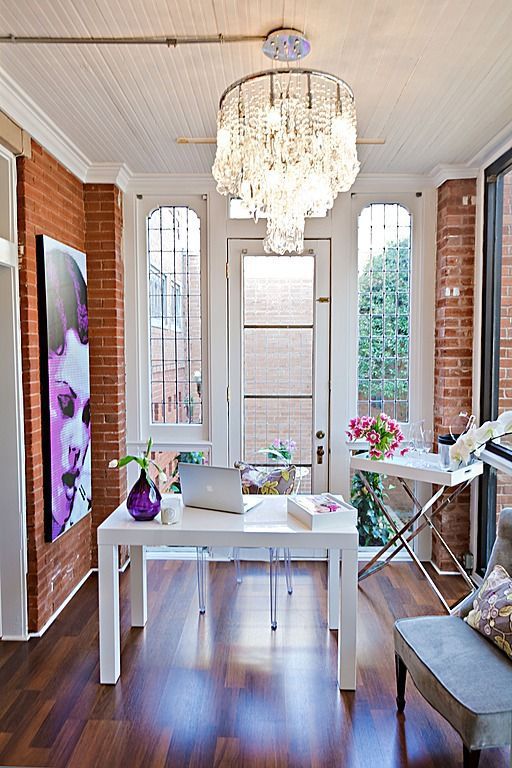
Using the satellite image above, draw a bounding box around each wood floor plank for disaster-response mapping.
[0,560,508,767]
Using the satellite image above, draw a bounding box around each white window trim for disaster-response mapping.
[131,195,209,445]
[350,193,435,430]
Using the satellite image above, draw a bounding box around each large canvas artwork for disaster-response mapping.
[37,235,91,542]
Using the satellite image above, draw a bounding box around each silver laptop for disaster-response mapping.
[179,464,262,514]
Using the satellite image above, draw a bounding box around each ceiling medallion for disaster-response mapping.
[212,29,360,254]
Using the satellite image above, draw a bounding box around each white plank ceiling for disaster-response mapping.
[0,0,511,174]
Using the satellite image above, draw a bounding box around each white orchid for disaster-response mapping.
[450,440,471,464]
[498,411,512,432]
[474,423,495,444]
[159,471,167,484]
[449,412,512,464]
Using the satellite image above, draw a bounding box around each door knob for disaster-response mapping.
[316,430,325,439]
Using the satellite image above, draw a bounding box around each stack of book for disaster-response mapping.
[287,494,357,530]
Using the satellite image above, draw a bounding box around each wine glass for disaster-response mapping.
[401,421,417,463]
[422,427,434,456]
[412,420,425,457]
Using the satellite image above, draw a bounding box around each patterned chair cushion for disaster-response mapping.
[236,462,296,495]
[465,564,512,660]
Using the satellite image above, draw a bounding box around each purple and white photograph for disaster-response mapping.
[36,235,91,542]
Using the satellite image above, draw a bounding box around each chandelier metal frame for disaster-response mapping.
[218,68,355,109]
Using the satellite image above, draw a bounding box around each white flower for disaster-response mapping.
[474,422,495,445]
[450,434,472,463]
[488,419,505,438]
[108,459,119,468]
[159,471,167,484]
[497,410,512,432]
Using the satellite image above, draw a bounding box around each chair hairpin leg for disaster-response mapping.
[269,547,279,630]
[196,546,206,614]
[233,547,242,583]
[284,548,293,594]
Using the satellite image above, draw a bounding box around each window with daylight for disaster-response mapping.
[357,203,412,422]
[147,205,202,425]
[479,148,512,572]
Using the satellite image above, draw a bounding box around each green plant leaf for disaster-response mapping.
[117,455,138,468]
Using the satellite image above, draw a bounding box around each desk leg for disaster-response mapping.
[328,549,340,630]
[98,544,120,684]
[130,545,147,627]
[338,548,358,691]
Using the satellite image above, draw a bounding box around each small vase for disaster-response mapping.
[126,469,161,521]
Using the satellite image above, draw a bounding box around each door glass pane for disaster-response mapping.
[243,256,314,324]
[244,328,313,395]
[241,255,314,492]
[496,168,512,520]
[147,206,203,424]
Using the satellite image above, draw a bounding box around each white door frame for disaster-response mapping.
[0,145,28,640]
[227,239,331,490]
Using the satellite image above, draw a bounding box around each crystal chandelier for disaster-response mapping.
[212,30,360,254]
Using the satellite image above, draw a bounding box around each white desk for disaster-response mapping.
[97,495,359,690]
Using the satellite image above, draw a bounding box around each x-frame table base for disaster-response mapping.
[356,471,478,612]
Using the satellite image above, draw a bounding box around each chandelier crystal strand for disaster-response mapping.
[213,69,360,254]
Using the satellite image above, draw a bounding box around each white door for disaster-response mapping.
[227,240,331,494]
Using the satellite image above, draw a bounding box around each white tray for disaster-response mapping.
[349,451,483,486]
[287,494,357,530]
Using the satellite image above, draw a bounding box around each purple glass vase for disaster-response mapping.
[126,469,161,521]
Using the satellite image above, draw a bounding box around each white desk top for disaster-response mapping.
[98,495,358,549]
[350,451,483,486]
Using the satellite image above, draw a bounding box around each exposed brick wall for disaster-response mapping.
[17,141,91,631]
[433,178,477,570]
[84,184,127,567]
[17,143,126,630]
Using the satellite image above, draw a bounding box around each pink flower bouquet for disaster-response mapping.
[346,414,407,460]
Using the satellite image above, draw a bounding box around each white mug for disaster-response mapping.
[160,497,180,525]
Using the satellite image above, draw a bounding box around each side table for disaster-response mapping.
[349,451,483,612]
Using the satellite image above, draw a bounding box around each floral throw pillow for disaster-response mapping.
[465,564,512,660]
[236,462,296,495]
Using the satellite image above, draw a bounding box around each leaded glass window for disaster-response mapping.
[147,205,202,425]
[357,203,411,421]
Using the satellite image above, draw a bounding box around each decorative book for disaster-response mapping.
[287,494,357,530]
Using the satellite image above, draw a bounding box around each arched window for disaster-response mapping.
[357,203,412,422]
[147,205,202,425]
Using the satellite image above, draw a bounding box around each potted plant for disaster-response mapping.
[109,438,166,521]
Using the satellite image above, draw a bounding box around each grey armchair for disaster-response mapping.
[394,507,512,768]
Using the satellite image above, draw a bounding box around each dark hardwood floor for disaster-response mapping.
[0,560,508,768]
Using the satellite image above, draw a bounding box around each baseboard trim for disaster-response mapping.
[428,559,462,577]
[1,633,29,641]
[357,548,411,563]
[28,569,93,638]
